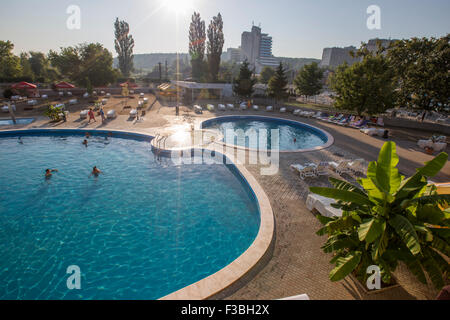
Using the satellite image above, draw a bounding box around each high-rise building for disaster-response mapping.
[241,25,278,73]
[222,47,242,63]
[319,46,360,69]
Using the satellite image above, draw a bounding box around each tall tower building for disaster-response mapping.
[241,25,278,73]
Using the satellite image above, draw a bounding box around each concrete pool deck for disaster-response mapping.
[1,93,449,300]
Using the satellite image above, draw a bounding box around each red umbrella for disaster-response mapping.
[55,81,75,89]
[120,81,138,88]
[11,81,37,89]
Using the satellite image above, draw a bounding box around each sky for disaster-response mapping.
[0,0,449,59]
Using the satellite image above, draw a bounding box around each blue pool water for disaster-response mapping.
[0,132,260,300]
[201,116,328,151]
[0,118,35,126]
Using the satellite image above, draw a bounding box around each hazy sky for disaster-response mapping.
[0,0,449,59]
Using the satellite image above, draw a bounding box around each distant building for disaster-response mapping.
[222,47,242,63]
[320,39,398,69]
[319,46,359,69]
[241,25,278,73]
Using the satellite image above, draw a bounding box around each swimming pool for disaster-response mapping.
[0,118,35,126]
[0,130,260,300]
[201,116,332,151]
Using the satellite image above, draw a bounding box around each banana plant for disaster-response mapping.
[310,141,450,289]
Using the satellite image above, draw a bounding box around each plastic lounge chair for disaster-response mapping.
[101,99,107,105]
[348,159,365,173]
[240,103,247,110]
[291,164,317,180]
[329,160,352,175]
[69,99,78,105]
[83,93,89,98]
[279,294,310,300]
[218,104,226,111]
[80,110,89,119]
[129,109,138,118]
[67,92,72,96]
[433,142,447,152]
[207,104,215,111]
[227,104,235,110]
[194,105,202,114]
[418,140,433,149]
[266,106,273,112]
[316,162,330,176]
[293,109,301,116]
[107,109,116,119]
[313,112,322,118]
[306,193,343,218]
[280,107,286,113]
[106,93,111,98]
[253,105,259,111]
[140,93,144,98]
[376,117,384,126]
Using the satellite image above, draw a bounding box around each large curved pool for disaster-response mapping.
[0,130,260,300]
[201,116,331,151]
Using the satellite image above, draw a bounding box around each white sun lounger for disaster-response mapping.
[417,140,433,149]
[2,105,16,113]
[83,93,89,98]
[280,107,286,113]
[316,162,330,176]
[107,109,116,119]
[140,93,144,98]
[240,103,247,110]
[218,104,226,111]
[69,99,78,105]
[291,164,317,180]
[206,104,215,111]
[279,294,310,300]
[194,105,202,114]
[306,193,342,217]
[266,106,273,112]
[101,99,107,105]
[253,105,259,111]
[329,160,352,175]
[80,110,89,119]
[348,159,365,173]
[129,109,138,118]
[293,109,301,116]
[227,104,235,110]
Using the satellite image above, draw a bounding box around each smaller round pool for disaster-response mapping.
[201,116,332,152]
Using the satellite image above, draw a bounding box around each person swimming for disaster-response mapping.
[90,166,102,177]
[18,137,23,144]
[45,168,58,178]
[82,139,88,146]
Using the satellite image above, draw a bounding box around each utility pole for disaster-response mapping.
[158,62,162,81]
[165,60,168,80]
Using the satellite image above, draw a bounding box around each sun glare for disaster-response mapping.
[162,0,195,15]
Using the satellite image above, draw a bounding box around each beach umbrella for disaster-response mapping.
[54,81,75,89]
[11,81,37,89]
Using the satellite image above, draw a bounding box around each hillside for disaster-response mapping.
[114,53,190,71]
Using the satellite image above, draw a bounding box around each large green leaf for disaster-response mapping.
[389,214,422,255]
[372,228,388,260]
[329,177,367,196]
[421,253,445,289]
[309,187,373,207]
[431,236,450,257]
[416,204,446,225]
[376,141,402,193]
[404,259,427,285]
[417,153,448,177]
[329,251,362,281]
[358,218,385,244]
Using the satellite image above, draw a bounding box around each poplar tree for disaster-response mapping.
[206,13,224,82]
[114,18,135,77]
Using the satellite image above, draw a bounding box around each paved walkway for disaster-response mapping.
[1,96,448,300]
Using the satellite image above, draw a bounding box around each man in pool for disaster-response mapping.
[90,166,102,177]
[82,139,88,146]
[45,169,58,178]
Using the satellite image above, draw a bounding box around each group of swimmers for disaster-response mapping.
[45,166,102,179]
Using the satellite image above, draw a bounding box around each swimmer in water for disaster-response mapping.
[85,132,90,139]
[18,137,23,144]
[45,168,58,178]
[90,166,102,177]
[293,138,297,143]
[82,139,88,146]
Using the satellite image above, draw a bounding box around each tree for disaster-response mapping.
[19,52,34,80]
[0,40,22,79]
[114,18,135,77]
[259,66,275,84]
[310,142,449,290]
[331,51,396,116]
[267,62,288,102]
[233,60,256,98]
[49,43,118,87]
[28,51,50,82]
[294,62,323,100]
[189,12,206,81]
[206,13,224,82]
[387,35,450,112]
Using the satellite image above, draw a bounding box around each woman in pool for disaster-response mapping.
[90,166,102,177]
[45,169,58,178]
[82,139,88,147]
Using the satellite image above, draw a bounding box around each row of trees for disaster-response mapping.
[233,60,324,102]
[189,12,224,82]
[331,35,449,115]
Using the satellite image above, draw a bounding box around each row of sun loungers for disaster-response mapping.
[290,159,365,180]
[417,136,447,152]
